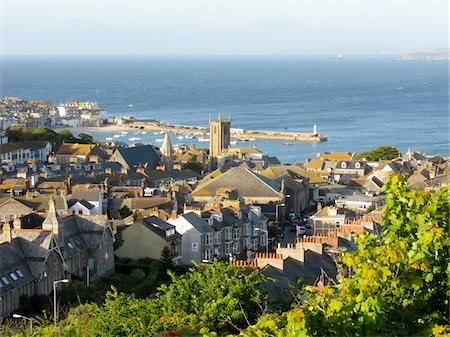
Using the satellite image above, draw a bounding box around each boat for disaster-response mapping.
[155,138,164,143]
[284,142,293,146]
[153,131,159,135]
[230,140,238,145]
[335,53,343,60]
[248,137,256,141]
[128,137,141,141]
[184,135,195,139]
[128,104,133,108]
[141,131,146,134]
[177,135,184,140]
[105,137,113,141]
[121,131,128,135]
[198,137,210,142]
[113,134,121,138]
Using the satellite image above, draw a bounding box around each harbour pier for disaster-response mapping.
[126,120,327,142]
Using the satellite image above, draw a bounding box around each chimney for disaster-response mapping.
[171,209,178,220]
[317,202,322,211]
[25,190,33,200]
[1,222,12,243]
[13,216,21,229]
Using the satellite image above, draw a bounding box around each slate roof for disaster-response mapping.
[0,239,35,295]
[71,188,101,202]
[67,199,95,210]
[262,165,327,185]
[114,145,161,170]
[179,212,214,234]
[192,167,281,198]
[141,216,181,241]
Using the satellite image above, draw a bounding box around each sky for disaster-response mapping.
[1,0,448,56]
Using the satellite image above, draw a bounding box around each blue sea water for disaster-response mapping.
[0,56,448,163]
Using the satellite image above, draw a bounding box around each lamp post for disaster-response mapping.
[12,314,33,334]
[255,228,268,253]
[53,279,69,329]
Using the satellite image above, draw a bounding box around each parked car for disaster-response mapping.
[298,225,307,235]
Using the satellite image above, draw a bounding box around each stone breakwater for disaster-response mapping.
[126,120,327,142]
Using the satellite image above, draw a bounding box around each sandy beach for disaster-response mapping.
[53,124,132,135]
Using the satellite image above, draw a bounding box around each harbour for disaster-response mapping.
[125,120,327,142]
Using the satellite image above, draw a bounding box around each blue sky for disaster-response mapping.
[1,0,448,56]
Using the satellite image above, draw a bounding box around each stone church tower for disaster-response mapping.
[209,114,231,160]
[160,133,173,170]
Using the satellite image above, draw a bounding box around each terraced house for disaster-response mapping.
[0,200,114,318]
[168,205,268,264]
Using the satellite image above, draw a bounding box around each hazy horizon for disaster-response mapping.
[1,0,447,56]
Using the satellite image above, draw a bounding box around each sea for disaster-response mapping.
[0,56,448,163]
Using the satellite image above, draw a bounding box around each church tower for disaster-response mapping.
[160,133,173,170]
[209,114,231,160]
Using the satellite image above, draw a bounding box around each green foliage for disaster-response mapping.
[160,246,175,276]
[267,220,278,238]
[118,205,132,219]
[14,261,267,336]
[354,145,401,161]
[300,175,449,336]
[183,155,203,173]
[6,126,95,150]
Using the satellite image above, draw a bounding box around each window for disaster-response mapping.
[251,239,258,251]
[1,276,9,285]
[9,272,18,281]
[72,210,75,214]
[260,234,267,246]
[192,242,199,252]
[16,270,24,278]
[225,228,232,241]
[244,238,251,249]
[232,242,240,255]
[67,242,75,249]
[225,242,232,256]
[214,232,221,245]
[0,281,3,288]
[205,233,213,246]
[355,162,361,169]
[204,248,213,261]
[79,210,83,214]
[233,228,240,240]
[341,162,347,168]
[214,246,222,258]
[244,224,251,236]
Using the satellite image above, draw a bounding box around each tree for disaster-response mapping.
[298,176,449,336]
[118,205,132,219]
[238,176,449,337]
[354,145,401,161]
[183,155,203,173]
[58,129,75,142]
[78,133,95,144]
[160,246,174,275]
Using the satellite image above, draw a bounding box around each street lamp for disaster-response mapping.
[53,279,69,329]
[255,228,268,253]
[12,314,33,334]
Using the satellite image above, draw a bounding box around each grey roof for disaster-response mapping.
[101,162,123,173]
[71,189,101,202]
[67,199,95,210]
[141,216,180,241]
[115,145,161,170]
[20,213,45,229]
[180,212,214,234]
[0,239,35,295]
[193,167,281,199]
[17,141,50,151]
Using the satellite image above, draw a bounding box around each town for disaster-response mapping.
[0,97,448,335]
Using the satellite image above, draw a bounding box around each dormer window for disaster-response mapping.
[355,162,361,169]
[341,162,347,168]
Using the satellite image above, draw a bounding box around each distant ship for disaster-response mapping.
[198,137,210,142]
[335,53,344,60]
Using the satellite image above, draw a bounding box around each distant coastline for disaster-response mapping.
[401,49,449,60]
